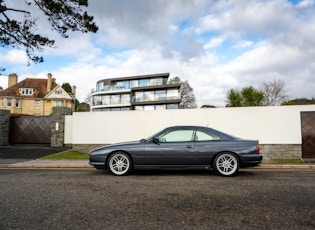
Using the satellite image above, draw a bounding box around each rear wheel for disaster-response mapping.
[213,152,239,176]
[108,152,132,176]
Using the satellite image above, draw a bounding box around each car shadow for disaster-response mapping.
[89,169,260,177]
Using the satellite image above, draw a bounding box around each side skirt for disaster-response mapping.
[134,165,212,171]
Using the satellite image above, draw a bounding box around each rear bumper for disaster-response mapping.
[240,154,263,168]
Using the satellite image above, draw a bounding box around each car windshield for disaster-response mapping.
[144,130,162,142]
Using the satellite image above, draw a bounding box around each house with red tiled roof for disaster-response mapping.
[0,73,76,115]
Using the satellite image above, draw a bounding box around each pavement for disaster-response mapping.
[0,159,93,169]
[0,159,315,170]
[0,145,314,170]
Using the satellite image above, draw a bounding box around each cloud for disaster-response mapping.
[2,0,315,107]
[0,50,28,65]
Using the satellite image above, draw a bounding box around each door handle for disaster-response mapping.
[186,145,193,148]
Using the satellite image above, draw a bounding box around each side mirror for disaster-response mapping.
[152,137,159,144]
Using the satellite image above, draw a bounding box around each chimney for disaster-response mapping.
[72,85,76,96]
[8,73,18,88]
[47,73,52,93]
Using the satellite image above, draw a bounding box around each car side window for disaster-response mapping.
[195,130,220,141]
[159,130,195,142]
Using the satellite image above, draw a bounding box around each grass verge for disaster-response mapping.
[41,150,88,160]
[268,159,305,164]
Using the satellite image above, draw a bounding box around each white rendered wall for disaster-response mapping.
[64,115,73,144]
[64,105,315,145]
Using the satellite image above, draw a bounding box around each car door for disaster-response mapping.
[144,128,196,165]
[193,129,223,165]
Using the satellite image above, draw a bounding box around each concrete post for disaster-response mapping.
[0,110,10,146]
[51,107,72,147]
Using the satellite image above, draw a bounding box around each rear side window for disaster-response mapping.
[195,130,221,141]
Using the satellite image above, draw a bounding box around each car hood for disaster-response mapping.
[90,140,143,153]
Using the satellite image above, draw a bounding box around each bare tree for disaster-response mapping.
[261,79,288,106]
[179,80,197,109]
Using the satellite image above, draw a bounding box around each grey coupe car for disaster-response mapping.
[89,126,262,176]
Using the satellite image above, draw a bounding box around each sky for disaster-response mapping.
[1,0,315,107]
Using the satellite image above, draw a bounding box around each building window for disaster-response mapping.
[150,78,163,86]
[135,106,144,110]
[139,79,149,87]
[135,91,144,102]
[167,104,179,109]
[155,104,166,110]
[144,105,155,110]
[130,80,139,88]
[167,89,179,100]
[96,82,103,92]
[102,95,110,105]
[110,95,120,104]
[7,99,12,107]
[19,88,36,95]
[35,101,40,109]
[144,91,154,101]
[55,89,62,94]
[93,96,102,105]
[155,90,166,101]
[116,81,130,89]
[15,99,20,108]
[121,94,130,104]
[54,101,63,107]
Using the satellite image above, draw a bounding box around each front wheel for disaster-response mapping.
[108,152,132,176]
[213,152,239,176]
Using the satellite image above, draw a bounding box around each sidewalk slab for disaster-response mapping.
[258,164,315,170]
[0,159,314,170]
[0,159,93,169]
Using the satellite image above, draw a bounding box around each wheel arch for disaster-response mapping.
[105,150,134,169]
[211,151,241,168]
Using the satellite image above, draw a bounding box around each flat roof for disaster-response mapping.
[97,73,170,84]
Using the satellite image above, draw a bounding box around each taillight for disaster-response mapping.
[256,145,260,153]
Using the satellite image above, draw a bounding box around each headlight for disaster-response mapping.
[89,154,96,159]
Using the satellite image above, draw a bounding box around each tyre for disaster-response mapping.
[213,152,239,176]
[108,152,132,176]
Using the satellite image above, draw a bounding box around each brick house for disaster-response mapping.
[0,73,76,115]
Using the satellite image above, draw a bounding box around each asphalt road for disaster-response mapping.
[0,145,70,163]
[0,169,314,230]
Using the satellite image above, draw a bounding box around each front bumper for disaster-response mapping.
[89,161,106,170]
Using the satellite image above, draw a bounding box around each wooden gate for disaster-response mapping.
[10,115,51,144]
[301,111,315,159]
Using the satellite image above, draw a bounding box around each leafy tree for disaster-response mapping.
[76,102,90,112]
[261,79,288,106]
[242,86,264,106]
[226,89,242,107]
[0,0,98,65]
[201,105,216,108]
[167,76,181,84]
[282,98,315,105]
[61,82,72,93]
[226,86,264,107]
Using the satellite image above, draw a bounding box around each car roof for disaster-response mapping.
[167,125,213,129]
[164,126,236,139]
